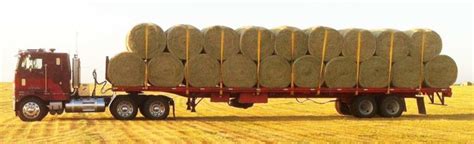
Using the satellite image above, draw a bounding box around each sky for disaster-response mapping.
[0,0,472,83]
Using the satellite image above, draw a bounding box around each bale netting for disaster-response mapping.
[202,25,240,60]
[405,29,442,62]
[324,57,356,88]
[305,26,343,62]
[184,54,220,87]
[272,26,308,61]
[259,55,291,88]
[340,28,376,62]
[391,56,422,88]
[292,55,323,88]
[148,53,184,87]
[424,55,457,88]
[107,52,145,86]
[359,56,389,88]
[126,23,166,59]
[166,24,204,60]
[222,54,257,88]
[372,29,411,63]
[237,26,275,61]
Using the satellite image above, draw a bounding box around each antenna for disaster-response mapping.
[75,32,79,56]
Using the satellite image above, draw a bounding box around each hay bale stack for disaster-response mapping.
[293,55,323,88]
[148,53,184,87]
[259,55,291,88]
[391,56,422,88]
[306,26,343,62]
[107,52,145,86]
[372,29,410,62]
[324,57,356,88]
[127,23,166,59]
[184,54,220,87]
[340,28,376,62]
[202,25,240,60]
[359,56,389,88]
[222,54,257,88]
[405,29,442,62]
[272,26,308,61]
[166,24,204,60]
[424,55,457,88]
[238,26,275,61]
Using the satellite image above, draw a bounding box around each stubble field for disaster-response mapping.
[0,83,473,143]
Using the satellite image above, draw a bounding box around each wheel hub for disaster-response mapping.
[22,102,40,119]
[117,101,134,118]
[359,100,374,115]
[149,101,165,117]
[385,101,400,115]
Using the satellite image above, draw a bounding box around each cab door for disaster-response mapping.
[16,54,48,100]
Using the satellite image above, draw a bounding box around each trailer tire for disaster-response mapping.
[18,97,48,121]
[141,97,169,120]
[378,96,403,117]
[335,100,351,115]
[110,96,138,120]
[350,96,377,118]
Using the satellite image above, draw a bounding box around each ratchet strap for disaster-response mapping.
[144,24,149,88]
[219,29,225,95]
[418,31,426,93]
[185,28,190,95]
[256,29,262,94]
[355,31,362,95]
[290,31,295,95]
[317,29,329,95]
[386,31,395,94]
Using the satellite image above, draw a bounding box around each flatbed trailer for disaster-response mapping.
[13,49,453,121]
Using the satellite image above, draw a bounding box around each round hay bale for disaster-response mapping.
[259,55,291,88]
[126,23,166,59]
[293,55,323,88]
[222,54,257,88]
[405,29,442,62]
[166,24,204,60]
[107,52,145,86]
[372,29,410,63]
[324,57,356,88]
[272,26,308,61]
[424,55,457,88]
[237,26,275,61]
[148,53,184,87]
[202,25,240,60]
[305,26,343,62]
[392,56,422,88]
[359,56,389,88]
[340,28,376,62]
[184,54,220,87]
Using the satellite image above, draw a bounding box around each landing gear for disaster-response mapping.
[110,96,138,120]
[18,98,48,121]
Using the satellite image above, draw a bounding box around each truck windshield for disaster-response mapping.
[19,55,43,71]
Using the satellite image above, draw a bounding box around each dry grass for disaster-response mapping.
[0,82,472,143]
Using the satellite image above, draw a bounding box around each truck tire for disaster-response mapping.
[335,100,351,115]
[141,97,170,120]
[350,96,377,118]
[378,96,403,117]
[18,98,48,121]
[110,96,138,120]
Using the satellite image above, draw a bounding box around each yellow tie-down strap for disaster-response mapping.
[256,29,262,95]
[386,31,395,94]
[355,31,362,95]
[144,24,150,88]
[219,29,225,95]
[185,28,190,95]
[290,31,296,95]
[418,31,426,93]
[317,29,329,95]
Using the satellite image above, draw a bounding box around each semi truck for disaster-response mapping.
[13,48,452,121]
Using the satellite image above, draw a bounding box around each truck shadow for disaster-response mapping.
[56,113,474,122]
